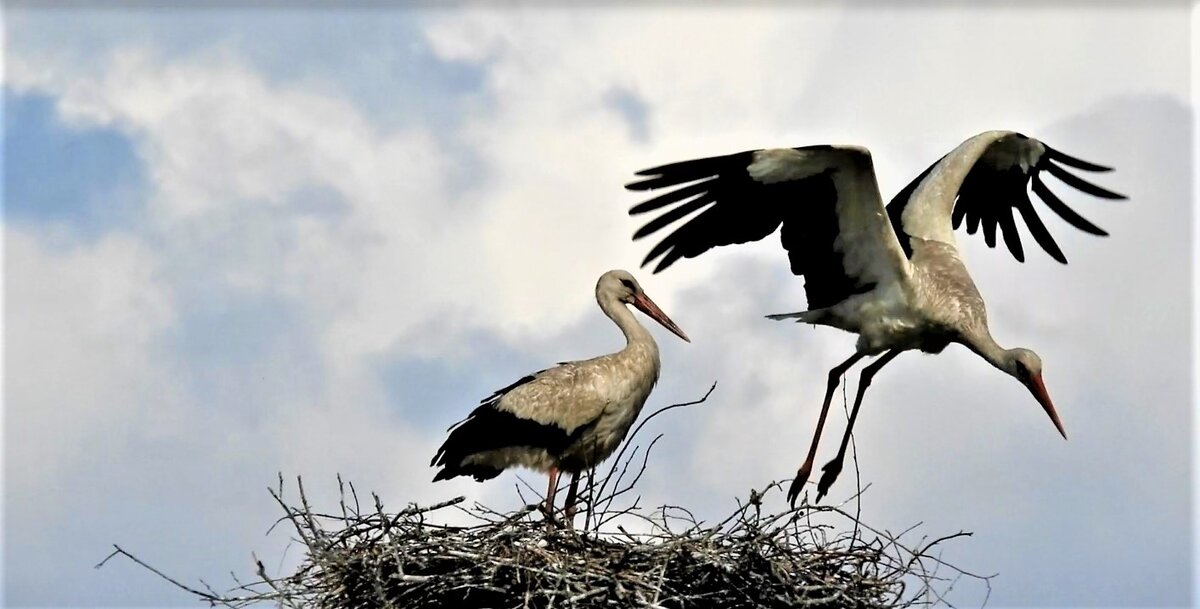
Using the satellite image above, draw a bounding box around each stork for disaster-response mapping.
[625,130,1124,505]
[431,270,690,524]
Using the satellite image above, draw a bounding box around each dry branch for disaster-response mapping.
[99,384,991,608]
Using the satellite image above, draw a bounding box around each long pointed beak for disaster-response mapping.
[631,292,690,343]
[1028,373,1067,440]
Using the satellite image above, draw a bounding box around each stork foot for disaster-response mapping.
[539,501,561,528]
[815,458,843,504]
[540,508,565,533]
[787,462,813,507]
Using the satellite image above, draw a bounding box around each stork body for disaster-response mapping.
[625,131,1124,505]
[431,270,689,523]
[809,237,982,356]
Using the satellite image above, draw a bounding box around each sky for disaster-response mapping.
[3,4,1193,608]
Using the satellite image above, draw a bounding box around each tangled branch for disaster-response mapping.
[98,384,992,607]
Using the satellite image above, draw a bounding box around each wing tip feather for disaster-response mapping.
[1043,145,1115,172]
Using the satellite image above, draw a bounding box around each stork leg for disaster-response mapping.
[542,467,560,521]
[816,349,903,503]
[562,472,581,529]
[788,351,867,507]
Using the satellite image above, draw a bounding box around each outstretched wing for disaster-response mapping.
[626,146,910,309]
[887,131,1125,263]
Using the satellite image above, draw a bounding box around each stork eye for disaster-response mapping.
[620,278,636,291]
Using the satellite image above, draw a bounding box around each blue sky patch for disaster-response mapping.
[604,87,650,143]
[376,329,545,433]
[5,89,146,236]
[166,290,325,429]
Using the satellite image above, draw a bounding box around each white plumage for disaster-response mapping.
[626,130,1124,505]
[431,270,689,523]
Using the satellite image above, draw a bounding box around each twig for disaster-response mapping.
[96,545,223,603]
[100,380,990,609]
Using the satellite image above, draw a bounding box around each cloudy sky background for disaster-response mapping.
[4,4,1192,607]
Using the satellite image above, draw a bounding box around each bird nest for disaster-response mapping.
[100,388,991,608]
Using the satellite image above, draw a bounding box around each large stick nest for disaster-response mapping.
[100,385,991,608]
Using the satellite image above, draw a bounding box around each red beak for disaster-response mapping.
[1028,373,1067,440]
[631,292,690,343]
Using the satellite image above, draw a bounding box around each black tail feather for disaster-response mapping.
[431,462,503,483]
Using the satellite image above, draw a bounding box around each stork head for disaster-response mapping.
[1005,348,1066,440]
[597,270,690,342]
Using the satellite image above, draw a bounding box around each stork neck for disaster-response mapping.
[964,327,1011,373]
[600,296,654,347]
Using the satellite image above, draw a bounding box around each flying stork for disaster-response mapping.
[431,270,690,523]
[624,130,1125,505]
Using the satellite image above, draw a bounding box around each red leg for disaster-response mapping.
[788,352,866,507]
[816,349,902,503]
[543,467,559,519]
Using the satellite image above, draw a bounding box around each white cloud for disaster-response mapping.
[3,4,1190,607]
[6,229,177,488]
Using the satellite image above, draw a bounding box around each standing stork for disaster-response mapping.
[431,270,690,524]
[625,131,1124,505]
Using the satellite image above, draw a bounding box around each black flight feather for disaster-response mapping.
[1042,145,1113,172]
[1042,161,1126,200]
[1031,172,1109,236]
[433,373,574,482]
[628,148,873,310]
[1013,191,1067,263]
[629,179,714,215]
[430,370,611,483]
[889,139,1120,264]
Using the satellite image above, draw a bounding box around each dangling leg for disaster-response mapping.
[542,467,560,519]
[562,472,581,529]
[816,349,903,503]
[788,351,867,507]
